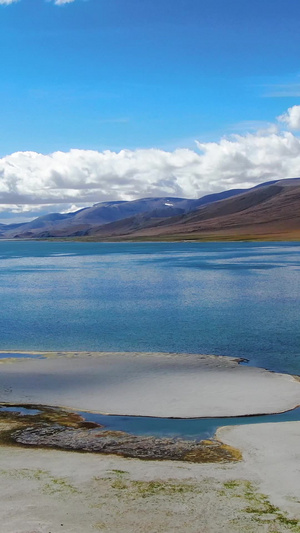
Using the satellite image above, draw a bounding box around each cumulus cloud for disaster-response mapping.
[0,0,75,4]
[52,0,75,4]
[1,124,300,219]
[278,106,300,131]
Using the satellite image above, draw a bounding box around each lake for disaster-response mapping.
[0,241,299,375]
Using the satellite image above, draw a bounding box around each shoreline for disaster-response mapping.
[2,399,300,420]
[1,234,300,242]
[0,400,299,466]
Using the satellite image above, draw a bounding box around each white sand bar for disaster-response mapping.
[218,421,300,519]
[0,351,299,417]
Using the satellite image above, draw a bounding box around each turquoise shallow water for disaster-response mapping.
[1,404,300,441]
[78,407,300,441]
[0,241,299,375]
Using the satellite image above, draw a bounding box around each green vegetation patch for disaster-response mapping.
[0,467,79,495]
[131,479,200,498]
[106,473,201,499]
[223,480,300,531]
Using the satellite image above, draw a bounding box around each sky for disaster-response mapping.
[0,0,300,222]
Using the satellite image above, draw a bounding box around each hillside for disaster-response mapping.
[85,179,300,241]
[0,178,299,241]
[0,188,244,239]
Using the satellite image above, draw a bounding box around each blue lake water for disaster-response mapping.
[0,241,299,375]
[0,353,46,359]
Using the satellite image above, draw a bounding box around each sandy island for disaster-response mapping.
[0,351,299,417]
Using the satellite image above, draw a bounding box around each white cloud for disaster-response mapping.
[0,0,76,4]
[1,121,300,218]
[0,202,91,224]
[53,0,75,4]
[61,203,91,214]
[278,106,300,131]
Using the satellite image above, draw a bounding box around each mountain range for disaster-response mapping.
[1,178,299,241]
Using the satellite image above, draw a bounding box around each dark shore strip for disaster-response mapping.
[0,404,241,463]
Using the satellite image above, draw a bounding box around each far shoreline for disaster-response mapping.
[1,234,300,242]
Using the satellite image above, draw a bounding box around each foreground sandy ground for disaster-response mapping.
[0,351,300,416]
[1,421,299,533]
[1,352,299,531]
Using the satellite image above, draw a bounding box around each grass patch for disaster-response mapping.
[0,467,78,495]
[101,475,201,499]
[224,480,242,490]
[43,475,79,495]
[130,479,200,498]
[111,479,128,490]
[223,480,300,531]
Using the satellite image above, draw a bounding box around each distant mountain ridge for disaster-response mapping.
[95,178,299,241]
[0,187,245,239]
[0,177,299,241]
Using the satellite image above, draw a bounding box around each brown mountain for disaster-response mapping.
[86,179,300,241]
[0,189,245,239]
[1,178,299,241]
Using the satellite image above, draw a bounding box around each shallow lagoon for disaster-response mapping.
[78,406,300,441]
[0,241,299,374]
[1,404,300,441]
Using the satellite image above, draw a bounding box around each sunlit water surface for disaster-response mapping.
[0,241,299,375]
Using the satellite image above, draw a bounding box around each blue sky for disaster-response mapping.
[1,0,300,154]
[1,0,300,222]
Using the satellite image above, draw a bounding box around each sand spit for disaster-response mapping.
[0,422,299,532]
[0,351,299,417]
[218,421,300,520]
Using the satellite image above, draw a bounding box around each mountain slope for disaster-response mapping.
[85,179,300,241]
[0,188,245,238]
[1,178,299,240]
